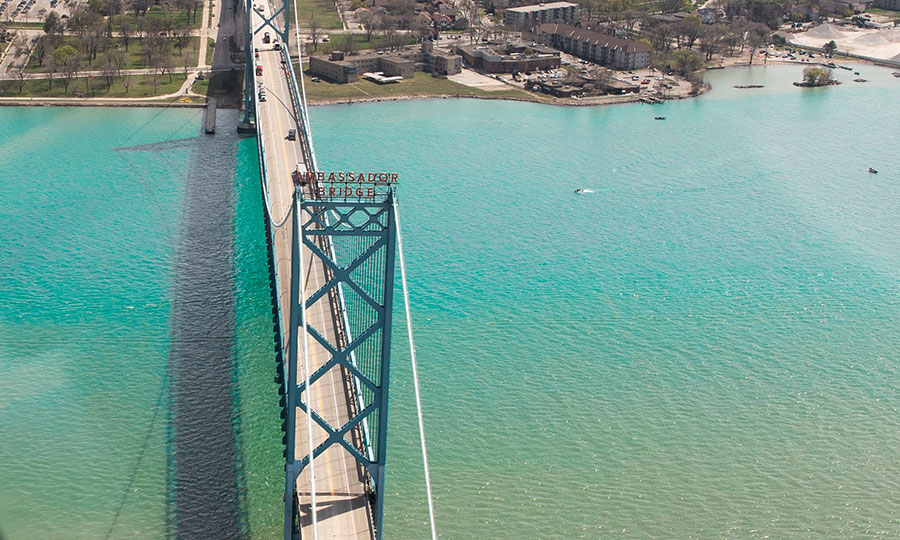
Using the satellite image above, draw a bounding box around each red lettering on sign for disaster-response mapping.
[391,173,398,182]
[318,187,326,198]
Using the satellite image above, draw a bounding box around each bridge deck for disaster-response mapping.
[252,7,375,538]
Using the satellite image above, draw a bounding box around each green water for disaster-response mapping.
[309,64,900,539]
[2,63,900,539]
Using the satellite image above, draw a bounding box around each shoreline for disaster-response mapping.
[0,99,206,108]
[304,85,710,107]
[0,53,886,110]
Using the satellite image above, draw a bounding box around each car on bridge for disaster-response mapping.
[287,129,296,140]
[256,65,263,76]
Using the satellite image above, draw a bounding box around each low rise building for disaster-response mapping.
[308,45,462,83]
[309,53,360,83]
[536,23,651,70]
[504,1,578,29]
[456,42,561,73]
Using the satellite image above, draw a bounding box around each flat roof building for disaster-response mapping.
[308,45,461,84]
[504,2,578,29]
[537,23,651,70]
[457,42,561,73]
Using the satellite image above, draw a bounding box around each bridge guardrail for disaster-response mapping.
[280,46,378,474]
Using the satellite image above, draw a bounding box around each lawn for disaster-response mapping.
[295,0,343,29]
[191,78,210,96]
[207,38,215,65]
[300,70,536,103]
[314,33,416,54]
[27,36,202,73]
[0,73,188,98]
[865,7,900,18]
[4,22,44,29]
[143,5,201,29]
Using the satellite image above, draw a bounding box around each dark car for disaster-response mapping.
[287,129,296,140]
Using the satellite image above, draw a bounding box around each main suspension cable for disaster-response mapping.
[392,194,438,540]
[296,189,319,540]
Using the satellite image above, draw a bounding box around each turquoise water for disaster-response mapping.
[2,62,899,539]
[0,107,283,539]
[309,64,900,539]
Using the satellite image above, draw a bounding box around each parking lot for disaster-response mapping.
[1,0,74,24]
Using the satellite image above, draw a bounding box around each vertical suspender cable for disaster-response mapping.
[297,192,319,540]
[392,195,438,540]
[288,0,319,535]
[290,0,317,172]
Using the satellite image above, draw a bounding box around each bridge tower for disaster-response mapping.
[280,182,399,540]
[240,0,293,128]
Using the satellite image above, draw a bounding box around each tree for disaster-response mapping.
[358,10,376,42]
[677,14,702,49]
[802,66,835,86]
[745,22,769,66]
[43,11,65,44]
[143,33,167,66]
[14,64,28,94]
[646,21,675,52]
[54,44,79,66]
[117,16,134,51]
[122,72,132,93]
[174,27,191,53]
[341,32,357,54]
[106,47,126,77]
[33,36,49,66]
[308,13,321,52]
[79,22,105,66]
[133,0,152,16]
[182,49,193,76]
[160,51,175,83]
[45,54,58,90]
[669,47,703,76]
[823,40,837,57]
[61,52,82,93]
[699,24,727,61]
[135,16,148,41]
[101,61,117,91]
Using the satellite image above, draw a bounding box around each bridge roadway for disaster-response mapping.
[251,6,376,538]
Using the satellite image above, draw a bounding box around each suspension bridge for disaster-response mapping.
[237,0,436,538]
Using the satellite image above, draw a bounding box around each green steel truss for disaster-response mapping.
[283,189,397,540]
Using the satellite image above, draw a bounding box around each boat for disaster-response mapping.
[654,116,666,120]
[893,72,900,78]
[869,168,878,174]
[575,188,586,193]
[853,78,867,82]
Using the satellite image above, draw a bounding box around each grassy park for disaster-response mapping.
[0,73,188,98]
[26,36,201,73]
[300,71,535,103]
[297,0,343,30]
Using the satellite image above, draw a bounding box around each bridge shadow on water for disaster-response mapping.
[165,108,246,540]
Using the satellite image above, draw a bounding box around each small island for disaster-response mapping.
[793,67,841,87]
